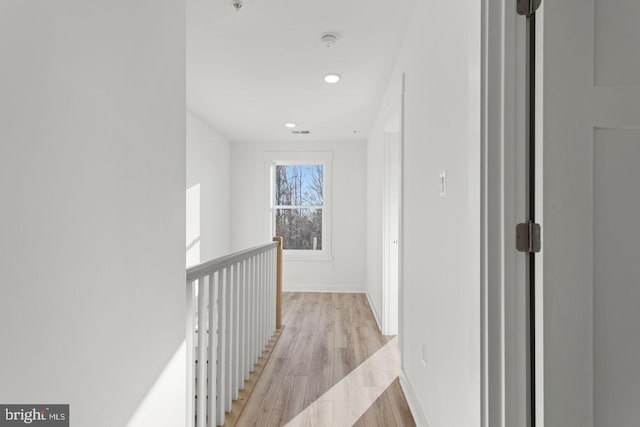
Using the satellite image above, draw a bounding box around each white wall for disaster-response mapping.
[0,2,186,427]
[231,141,366,292]
[367,0,482,425]
[186,111,231,266]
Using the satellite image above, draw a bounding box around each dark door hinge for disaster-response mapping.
[517,0,542,16]
[516,222,541,253]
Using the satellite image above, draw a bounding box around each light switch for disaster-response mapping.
[439,170,447,198]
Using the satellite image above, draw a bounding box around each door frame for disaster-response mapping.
[481,0,533,426]
[382,116,401,336]
[533,6,544,426]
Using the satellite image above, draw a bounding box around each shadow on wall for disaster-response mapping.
[126,341,186,427]
[124,183,200,426]
[186,183,201,267]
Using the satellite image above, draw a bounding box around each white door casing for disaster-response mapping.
[383,126,401,336]
[482,0,529,425]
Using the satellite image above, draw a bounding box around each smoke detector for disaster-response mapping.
[320,33,338,47]
[230,0,243,11]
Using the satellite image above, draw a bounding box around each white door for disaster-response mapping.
[383,128,401,335]
[540,1,640,425]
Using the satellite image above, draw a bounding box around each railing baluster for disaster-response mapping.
[207,273,217,427]
[272,249,276,329]
[263,252,268,346]
[274,237,283,329]
[252,255,257,365]
[232,261,240,399]
[224,264,233,412]
[258,252,264,350]
[245,256,251,377]
[273,248,277,329]
[267,251,271,341]
[239,259,247,384]
[197,277,207,427]
[216,268,226,426]
[186,280,196,427]
[246,258,251,378]
[186,241,279,427]
[264,252,268,347]
[264,251,268,344]
[270,249,274,330]
[266,251,271,337]
[246,256,253,374]
[264,252,271,345]
[272,249,275,329]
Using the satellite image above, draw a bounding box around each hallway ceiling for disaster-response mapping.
[187,0,415,143]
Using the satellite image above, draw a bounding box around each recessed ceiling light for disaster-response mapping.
[284,122,297,128]
[324,73,341,84]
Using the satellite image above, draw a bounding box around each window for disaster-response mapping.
[266,152,332,260]
[274,164,324,250]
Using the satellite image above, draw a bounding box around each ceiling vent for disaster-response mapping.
[292,130,311,135]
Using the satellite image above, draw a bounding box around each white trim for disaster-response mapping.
[481,0,529,426]
[399,370,429,427]
[282,255,334,262]
[366,291,382,332]
[283,252,334,262]
[264,151,334,163]
[480,3,490,424]
[398,72,406,371]
[281,285,365,293]
[382,131,390,334]
[264,151,333,262]
[382,126,401,336]
[533,5,544,425]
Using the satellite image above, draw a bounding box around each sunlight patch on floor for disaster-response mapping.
[285,337,400,427]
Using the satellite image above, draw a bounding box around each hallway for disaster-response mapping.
[1,1,487,425]
[231,293,415,426]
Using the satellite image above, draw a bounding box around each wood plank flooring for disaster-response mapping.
[353,379,416,427]
[223,330,283,425]
[231,292,414,427]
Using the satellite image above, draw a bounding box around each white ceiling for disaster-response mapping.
[187,0,415,143]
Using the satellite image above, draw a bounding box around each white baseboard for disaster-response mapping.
[400,370,429,427]
[365,292,382,332]
[282,284,365,293]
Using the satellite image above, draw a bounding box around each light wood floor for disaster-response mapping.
[353,379,416,427]
[231,292,415,427]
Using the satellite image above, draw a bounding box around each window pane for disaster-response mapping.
[275,208,322,250]
[275,165,323,206]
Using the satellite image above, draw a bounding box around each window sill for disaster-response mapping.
[283,252,333,262]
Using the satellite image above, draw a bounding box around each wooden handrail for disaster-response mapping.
[273,236,283,329]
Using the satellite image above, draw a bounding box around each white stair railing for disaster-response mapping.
[186,238,282,427]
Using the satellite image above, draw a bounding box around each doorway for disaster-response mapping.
[382,115,401,336]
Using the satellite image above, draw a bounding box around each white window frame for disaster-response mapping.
[264,151,333,262]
